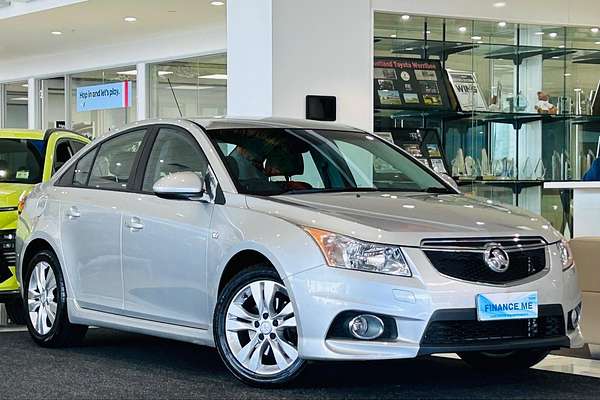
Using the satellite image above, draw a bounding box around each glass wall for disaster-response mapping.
[4,81,29,128]
[69,67,137,138]
[40,77,65,130]
[149,54,227,118]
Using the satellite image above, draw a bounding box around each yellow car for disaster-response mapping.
[1,128,89,323]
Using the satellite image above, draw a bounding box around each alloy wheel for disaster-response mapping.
[225,280,299,376]
[27,261,58,335]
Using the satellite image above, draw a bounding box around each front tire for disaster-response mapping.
[214,265,305,387]
[23,250,88,347]
[458,348,551,370]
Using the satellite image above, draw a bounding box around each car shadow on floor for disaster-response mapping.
[5,328,599,399]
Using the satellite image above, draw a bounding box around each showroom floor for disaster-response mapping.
[0,328,598,399]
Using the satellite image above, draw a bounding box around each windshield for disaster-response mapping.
[207,128,451,196]
[0,139,45,184]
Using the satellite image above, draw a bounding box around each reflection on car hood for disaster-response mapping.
[246,192,562,247]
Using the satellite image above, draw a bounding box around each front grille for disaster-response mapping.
[0,230,16,282]
[421,305,565,347]
[422,237,547,284]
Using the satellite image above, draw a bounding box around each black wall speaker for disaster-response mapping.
[306,95,336,121]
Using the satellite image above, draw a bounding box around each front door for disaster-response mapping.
[121,126,214,328]
[59,129,147,313]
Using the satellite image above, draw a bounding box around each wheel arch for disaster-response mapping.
[217,249,279,296]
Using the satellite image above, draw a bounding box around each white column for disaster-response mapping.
[227,0,373,132]
[0,83,5,128]
[27,77,40,130]
[136,62,148,121]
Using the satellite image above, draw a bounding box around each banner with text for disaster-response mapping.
[76,81,132,113]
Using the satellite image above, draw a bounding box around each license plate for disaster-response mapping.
[476,292,538,321]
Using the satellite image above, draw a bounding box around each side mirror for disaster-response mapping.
[153,171,205,200]
[440,173,460,193]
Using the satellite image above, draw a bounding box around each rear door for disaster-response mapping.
[57,129,148,313]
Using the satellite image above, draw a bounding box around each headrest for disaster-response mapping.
[265,151,304,177]
[110,152,135,178]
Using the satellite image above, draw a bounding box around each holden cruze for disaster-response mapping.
[16,118,583,387]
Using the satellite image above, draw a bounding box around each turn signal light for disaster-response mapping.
[17,191,29,214]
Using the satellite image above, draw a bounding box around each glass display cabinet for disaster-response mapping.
[374,13,600,234]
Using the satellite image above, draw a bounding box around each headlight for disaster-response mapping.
[304,227,412,277]
[557,239,574,271]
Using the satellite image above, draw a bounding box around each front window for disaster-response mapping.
[0,139,45,184]
[207,128,451,196]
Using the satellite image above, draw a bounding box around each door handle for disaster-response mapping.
[67,206,81,219]
[125,216,144,232]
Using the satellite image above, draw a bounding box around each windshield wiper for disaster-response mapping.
[277,187,380,195]
[424,187,455,194]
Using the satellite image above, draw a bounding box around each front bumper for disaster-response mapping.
[287,247,584,361]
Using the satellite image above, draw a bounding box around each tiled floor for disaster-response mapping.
[2,325,599,380]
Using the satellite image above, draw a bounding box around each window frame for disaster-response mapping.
[135,124,214,196]
[56,127,151,193]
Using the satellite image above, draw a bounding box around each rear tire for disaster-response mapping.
[458,348,551,370]
[23,250,87,347]
[5,300,27,325]
[214,265,306,387]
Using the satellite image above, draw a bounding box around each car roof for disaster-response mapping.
[190,117,365,133]
[0,129,45,140]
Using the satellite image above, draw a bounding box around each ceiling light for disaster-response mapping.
[552,56,560,59]
[471,35,482,40]
[459,26,467,33]
[405,47,414,51]
[158,71,173,76]
[493,1,507,7]
[564,73,572,77]
[595,41,600,45]
[210,1,225,5]
[11,97,28,101]
[124,16,137,22]
[198,74,228,80]
[117,70,138,76]
[21,84,28,88]
[549,32,558,38]
[426,30,431,34]
[559,44,565,48]
[498,21,507,27]
[591,27,599,33]
[477,40,484,44]
[401,15,410,21]
[390,34,397,38]
[51,31,63,35]
[534,31,545,35]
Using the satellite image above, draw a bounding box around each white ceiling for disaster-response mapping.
[0,0,227,61]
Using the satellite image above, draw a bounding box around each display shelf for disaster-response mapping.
[375,37,600,64]
[374,13,600,231]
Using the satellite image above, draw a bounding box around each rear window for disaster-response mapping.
[0,139,45,184]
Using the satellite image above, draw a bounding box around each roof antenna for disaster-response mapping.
[167,78,183,117]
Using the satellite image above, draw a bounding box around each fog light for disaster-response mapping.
[348,314,385,340]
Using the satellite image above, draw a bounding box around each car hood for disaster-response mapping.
[0,183,31,230]
[245,192,562,247]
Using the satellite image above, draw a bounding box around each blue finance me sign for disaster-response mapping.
[76,81,133,112]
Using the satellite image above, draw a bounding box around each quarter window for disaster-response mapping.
[86,130,146,190]
[72,148,97,187]
[142,128,209,192]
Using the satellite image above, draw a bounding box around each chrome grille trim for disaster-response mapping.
[420,237,548,252]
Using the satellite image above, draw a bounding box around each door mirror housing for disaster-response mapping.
[153,171,206,200]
